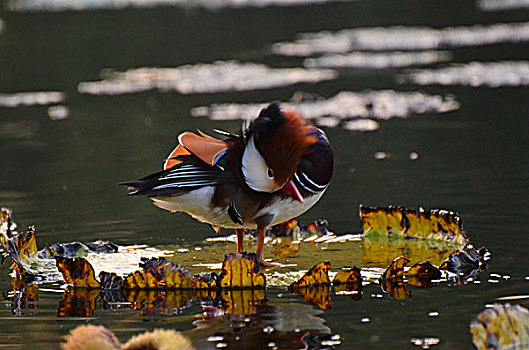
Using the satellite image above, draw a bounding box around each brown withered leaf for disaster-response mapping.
[405,261,441,288]
[439,245,488,275]
[381,257,410,280]
[290,261,332,289]
[123,271,148,289]
[219,289,266,315]
[58,288,100,317]
[192,272,218,290]
[17,227,37,267]
[56,257,101,289]
[99,271,123,290]
[123,257,196,290]
[360,205,468,245]
[218,253,266,289]
[143,257,194,289]
[332,266,362,299]
[332,266,362,284]
[292,285,333,310]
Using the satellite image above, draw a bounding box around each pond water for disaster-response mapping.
[1,0,529,348]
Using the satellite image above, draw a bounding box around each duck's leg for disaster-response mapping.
[236,228,245,253]
[255,226,279,268]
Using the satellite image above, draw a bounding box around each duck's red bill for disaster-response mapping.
[282,180,304,203]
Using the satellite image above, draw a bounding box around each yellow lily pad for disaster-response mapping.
[361,205,468,246]
[218,253,266,289]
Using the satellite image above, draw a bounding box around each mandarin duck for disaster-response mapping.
[121,103,333,266]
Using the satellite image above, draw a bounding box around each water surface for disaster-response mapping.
[1,0,529,348]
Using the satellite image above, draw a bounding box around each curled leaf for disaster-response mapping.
[360,205,468,245]
[192,272,218,290]
[124,271,148,289]
[218,253,266,289]
[17,227,37,267]
[381,257,410,280]
[333,268,362,299]
[290,261,331,289]
[440,245,488,275]
[142,257,194,289]
[99,271,123,290]
[56,257,101,289]
[332,266,362,284]
[405,261,442,288]
[123,258,196,290]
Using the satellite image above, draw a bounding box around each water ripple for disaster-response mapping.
[77,61,337,95]
[272,22,529,55]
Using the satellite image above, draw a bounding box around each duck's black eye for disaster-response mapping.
[267,168,274,179]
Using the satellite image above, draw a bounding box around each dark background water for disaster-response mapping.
[1,0,529,348]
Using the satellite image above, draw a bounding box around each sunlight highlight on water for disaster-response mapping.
[477,0,529,11]
[272,22,529,55]
[406,61,529,87]
[191,90,459,131]
[6,0,352,11]
[78,61,336,95]
[304,51,452,69]
[0,91,64,107]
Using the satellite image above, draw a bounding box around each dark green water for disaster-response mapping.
[1,0,529,348]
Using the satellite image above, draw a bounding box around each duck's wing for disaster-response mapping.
[121,131,236,197]
[164,130,229,170]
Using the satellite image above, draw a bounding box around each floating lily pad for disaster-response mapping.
[290,261,332,289]
[361,205,468,246]
[380,257,410,280]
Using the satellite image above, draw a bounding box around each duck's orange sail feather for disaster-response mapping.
[164,130,228,170]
